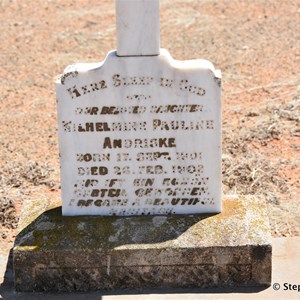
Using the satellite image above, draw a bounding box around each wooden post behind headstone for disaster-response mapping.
[116,0,160,56]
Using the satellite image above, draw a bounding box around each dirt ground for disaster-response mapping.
[0,0,299,254]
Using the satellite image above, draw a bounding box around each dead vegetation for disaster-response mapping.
[0,197,18,231]
[223,96,299,198]
[222,95,300,236]
[0,161,57,237]
[1,161,56,189]
[226,97,298,173]
[222,154,285,205]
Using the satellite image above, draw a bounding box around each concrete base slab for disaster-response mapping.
[13,195,272,292]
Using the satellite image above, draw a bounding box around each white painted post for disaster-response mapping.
[116,0,160,56]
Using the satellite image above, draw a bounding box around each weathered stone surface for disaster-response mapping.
[13,195,271,292]
[56,48,222,216]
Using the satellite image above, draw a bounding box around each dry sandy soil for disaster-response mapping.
[0,0,299,254]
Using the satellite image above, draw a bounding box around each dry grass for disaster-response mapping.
[223,96,299,198]
[0,197,18,231]
[222,95,300,236]
[1,161,56,189]
[0,161,58,235]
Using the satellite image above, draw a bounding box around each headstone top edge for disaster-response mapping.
[56,49,221,85]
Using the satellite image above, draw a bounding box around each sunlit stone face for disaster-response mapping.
[56,50,222,216]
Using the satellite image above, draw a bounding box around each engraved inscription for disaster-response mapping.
[67,80,107,99]
[57,64,221,216]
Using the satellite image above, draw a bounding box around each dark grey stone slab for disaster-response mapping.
[13,195,272,292]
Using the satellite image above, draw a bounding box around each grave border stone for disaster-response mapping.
[13,195,272,292]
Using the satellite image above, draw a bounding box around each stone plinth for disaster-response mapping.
[13,195,271,292]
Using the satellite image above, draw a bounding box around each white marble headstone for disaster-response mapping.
[56,0,222,216]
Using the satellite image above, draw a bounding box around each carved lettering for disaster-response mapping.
[103,137,176,149]
[77,153,110,162]
[113,74,153,86]
[67,85,81,98]
[153,119,214,130]
[150,104,203,113]
[66,80,107,99]
[58,68,220,216]
[78,166,108,176]
[179,79,206,96]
